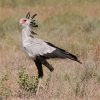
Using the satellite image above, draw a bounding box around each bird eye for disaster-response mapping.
[21,19,27,24]
[23,19,27,22]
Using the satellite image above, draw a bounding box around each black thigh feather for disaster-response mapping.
[34,59,43,78]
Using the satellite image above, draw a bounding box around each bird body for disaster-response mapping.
[22,25,81,63]
[19,12,82,95]
[22,26,56,59]
[20,12,82,77]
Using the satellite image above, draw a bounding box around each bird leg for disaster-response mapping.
[34,59,43,95]
[34,57,54,95]
[42,60,54,72]
[35,56,54,72]
[41,60,53,90]
[36,77,42,95]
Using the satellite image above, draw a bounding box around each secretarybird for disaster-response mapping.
[19,12,82,94]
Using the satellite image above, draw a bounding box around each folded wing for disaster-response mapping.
[24,38,82,64]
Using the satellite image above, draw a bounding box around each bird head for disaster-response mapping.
[19,12,38,28]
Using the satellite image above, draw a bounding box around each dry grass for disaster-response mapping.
[0,0,100,100]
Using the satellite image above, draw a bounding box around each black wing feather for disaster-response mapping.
[41,42,82,64]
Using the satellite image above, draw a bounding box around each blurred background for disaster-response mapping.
[0,0,100,100]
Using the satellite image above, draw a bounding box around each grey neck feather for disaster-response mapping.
[22,26,37,39]
[22,27,34,46]
[22,26,32,39]
[21,26,35,47]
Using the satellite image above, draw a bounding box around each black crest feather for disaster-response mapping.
[26,12,38,27]
[31,14,37,19]
[26,12,30,19]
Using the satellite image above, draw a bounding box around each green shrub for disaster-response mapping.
[18,69,38,93]
[0,75,12,99]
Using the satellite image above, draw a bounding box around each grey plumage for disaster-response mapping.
[19,12,82,95]
[20,12,82,78]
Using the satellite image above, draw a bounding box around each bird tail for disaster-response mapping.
[45,42,82,64]
[54,48,82,64]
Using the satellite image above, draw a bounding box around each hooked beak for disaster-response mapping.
[19,19,23,25]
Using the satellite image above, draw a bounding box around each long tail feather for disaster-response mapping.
[54,48,82,64]
[44,42,82,64]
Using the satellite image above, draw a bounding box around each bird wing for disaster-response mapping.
[41,42,82,64]
[24,38,81,63]
[24,38,56,57]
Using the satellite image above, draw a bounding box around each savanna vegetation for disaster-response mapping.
[0,0,100,100]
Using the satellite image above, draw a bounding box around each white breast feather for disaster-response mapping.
[23,38,56,58]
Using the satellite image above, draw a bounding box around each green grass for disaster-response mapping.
[0,0,100,100]
[0,0,100,7]
[18,68,38,93]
